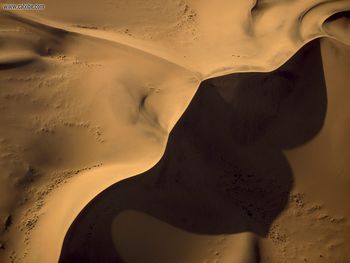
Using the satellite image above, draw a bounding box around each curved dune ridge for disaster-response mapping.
[58,38,350,263]
[0,0,349,262]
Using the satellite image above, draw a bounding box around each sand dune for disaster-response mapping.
[0,1,349,262]
[3,0,350,77]
[59,38,350,263]
[111,211,258,263]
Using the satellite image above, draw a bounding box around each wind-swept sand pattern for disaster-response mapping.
[0,0,350,262]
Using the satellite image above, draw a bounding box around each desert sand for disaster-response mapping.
[0,1,349,262]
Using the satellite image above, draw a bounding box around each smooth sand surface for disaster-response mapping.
[0,1,349,262]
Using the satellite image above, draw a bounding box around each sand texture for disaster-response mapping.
[0,1,350,262]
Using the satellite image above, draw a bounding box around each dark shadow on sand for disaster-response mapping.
[59,40,327,263]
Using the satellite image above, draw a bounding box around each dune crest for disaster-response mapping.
[0,0,349,262]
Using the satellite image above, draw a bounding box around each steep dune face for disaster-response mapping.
[258,37,350,263]
[60,38,347,263]
[0,0,349,262]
